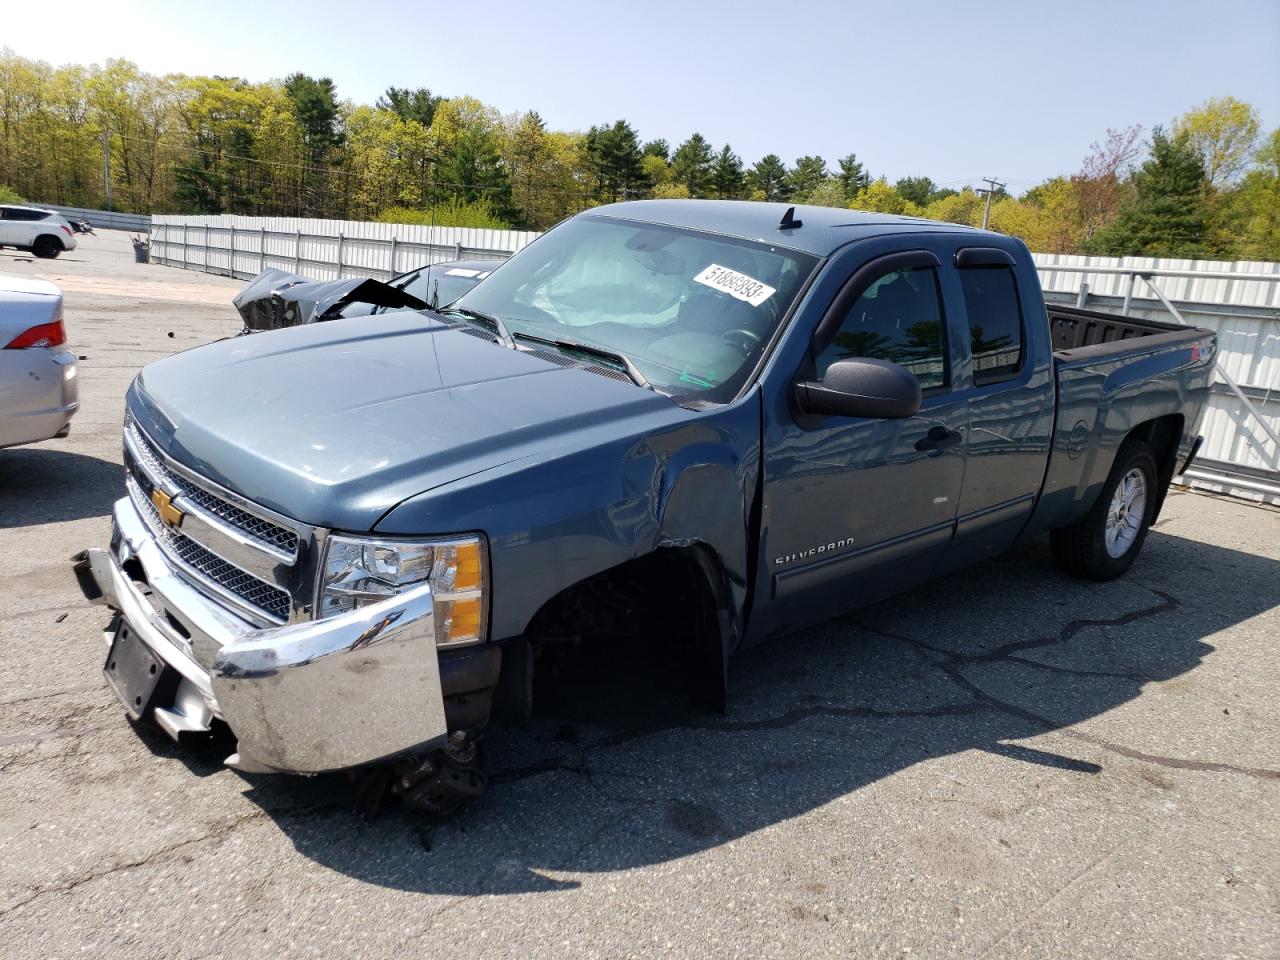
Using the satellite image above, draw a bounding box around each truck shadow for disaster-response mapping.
[0,447,122,528]
[243,526,1279,895]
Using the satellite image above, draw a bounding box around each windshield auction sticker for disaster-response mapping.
[694,264,776,306]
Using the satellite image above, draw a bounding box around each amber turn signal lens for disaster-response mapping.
[452,541,483,592]
[436,596,483,647]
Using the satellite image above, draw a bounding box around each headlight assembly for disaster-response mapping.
[318,534,487,647]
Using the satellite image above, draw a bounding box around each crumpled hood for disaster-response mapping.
[128,312,684,530]
[233,268,426,331]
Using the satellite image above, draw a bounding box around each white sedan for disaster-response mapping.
[0,274,78,448]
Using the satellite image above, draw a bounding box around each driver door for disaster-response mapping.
[752,247,967,640]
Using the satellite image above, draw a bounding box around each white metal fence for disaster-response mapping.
[148,214,537,283]
[149,215,1280,505]
[1033,253,1280,504]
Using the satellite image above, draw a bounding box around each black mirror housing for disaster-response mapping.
[794,357,922,419]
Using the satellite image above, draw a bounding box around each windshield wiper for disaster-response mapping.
[444,306,515,348]
[513,332,651,389]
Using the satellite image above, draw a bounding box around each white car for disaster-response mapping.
[0,274,78,448]
[0,205,78,259]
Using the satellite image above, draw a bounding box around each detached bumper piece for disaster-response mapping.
[74,496,449,774]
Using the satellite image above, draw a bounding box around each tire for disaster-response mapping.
[1051,437,1159,581]
[393,739,489,817]
[32,235,62,259]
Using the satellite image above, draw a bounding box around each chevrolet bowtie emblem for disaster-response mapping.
[150,488,184,528]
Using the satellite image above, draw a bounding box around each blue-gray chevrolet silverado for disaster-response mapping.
[74,200,1215,813]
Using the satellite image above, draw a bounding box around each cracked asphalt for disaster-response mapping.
[1,231,1278,959]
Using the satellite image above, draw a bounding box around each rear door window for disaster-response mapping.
[1,208,47,222]
[816,267,949,391]
[959,267,1023,383]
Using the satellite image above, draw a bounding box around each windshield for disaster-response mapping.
[455,215,818,400]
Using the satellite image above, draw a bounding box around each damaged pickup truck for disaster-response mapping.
[74,200,1214,814]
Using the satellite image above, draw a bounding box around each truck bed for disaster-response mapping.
[1048,304,1200,358]
[1025,303,1215,542]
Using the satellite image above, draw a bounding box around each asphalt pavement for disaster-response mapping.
[0,231,1277,959]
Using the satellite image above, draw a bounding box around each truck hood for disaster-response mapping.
[128,312,685,530]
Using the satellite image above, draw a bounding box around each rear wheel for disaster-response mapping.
[32,235,62,259]
[1051,438,1159,581]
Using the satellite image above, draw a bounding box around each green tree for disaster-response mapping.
[849,178,922,216]
[642,138,669,161]
[282,73,342,162]
[786,155,827,200]
[922,188,984,226]
[1173,96,1261,188]
[641,153,671,191]
[1019,177,1085,253]
[670,132,714,197]
[586,119,647,202]
[498,112,585,229]
[748,154,790,201]
[1087,128,1209,257]
[894,176,936,208]
[837,153,870,196]
[802,178,847,208]
[709,144,746,199]
[377,86,444,128]
[1229,128,1280,260]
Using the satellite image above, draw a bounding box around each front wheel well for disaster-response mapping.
[521,545,731,710]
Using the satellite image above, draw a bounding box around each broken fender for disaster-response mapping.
[233,268,426,332]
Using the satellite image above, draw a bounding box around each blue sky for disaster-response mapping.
[9,0,1280,190]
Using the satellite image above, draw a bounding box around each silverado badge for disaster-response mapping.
[150,488,184,528]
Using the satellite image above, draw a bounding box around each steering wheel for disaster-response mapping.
[720,328,762,353]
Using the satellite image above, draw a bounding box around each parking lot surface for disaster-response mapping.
[1,231,1277,959]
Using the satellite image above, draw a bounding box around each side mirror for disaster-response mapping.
[794,357,922,419]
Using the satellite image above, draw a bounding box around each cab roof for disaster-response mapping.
[590,199,1000,258]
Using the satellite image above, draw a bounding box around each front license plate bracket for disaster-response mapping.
[104,621,172,720]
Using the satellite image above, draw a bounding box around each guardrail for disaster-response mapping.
[31,203,151,232]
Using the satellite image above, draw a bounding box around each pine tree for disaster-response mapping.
[786,155,828,201]
[376,87,445,128]
[837,153,871,196]
[894,176,936,207]
[710,145,746,199]
[671,133,715,197]
[748,154,791,201]
[642,139,670,161]
[1087,128,1209,257]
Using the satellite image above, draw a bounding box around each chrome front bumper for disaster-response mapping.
[77,496,449,774]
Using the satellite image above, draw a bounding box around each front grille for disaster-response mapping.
[126,421,299,557]
[127,477,293,623]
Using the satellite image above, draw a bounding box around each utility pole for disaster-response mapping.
[101,129,112,211]
[976,176,1005,230]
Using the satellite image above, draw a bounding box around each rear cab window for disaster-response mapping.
[816,267,949,392]
[958,266,1024,383]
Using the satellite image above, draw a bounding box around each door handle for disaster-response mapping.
[915,426,963,452]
